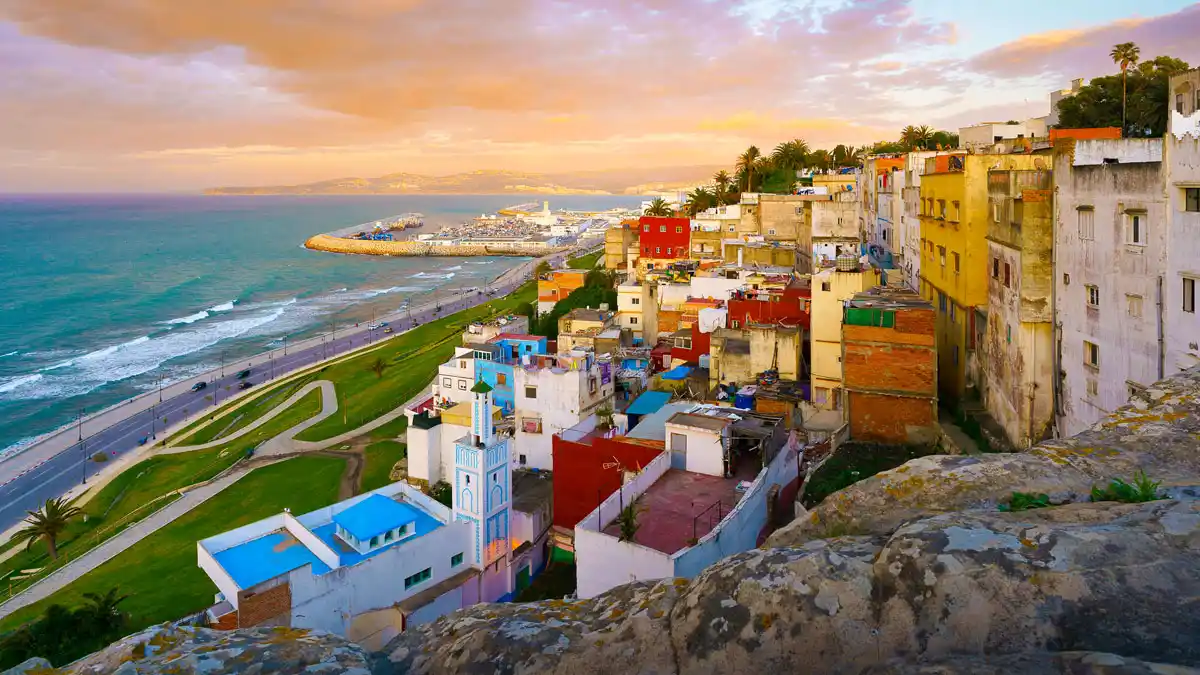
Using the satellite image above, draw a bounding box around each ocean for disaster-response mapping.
[0,193,638,457]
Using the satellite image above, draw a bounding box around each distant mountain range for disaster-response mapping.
[203,167,723,196]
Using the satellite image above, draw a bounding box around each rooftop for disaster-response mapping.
[212,531,331,590]
[627,403,694,441]
[601,463,757,554]
[846,286,932,310]
[511,469,554,515]
[489,333,545,343]
[333,493,421,541]
[626,390,671,416]
[667,411,735,432]
[565,308,611,322]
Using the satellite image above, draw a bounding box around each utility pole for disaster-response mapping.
[157,374,164,403]
[270,352,275,380]
[283,335,288,356]
[220,350,226,378]
[321,334,327,361]
[151,404,156,440]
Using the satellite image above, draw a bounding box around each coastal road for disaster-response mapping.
[0,253,563,533]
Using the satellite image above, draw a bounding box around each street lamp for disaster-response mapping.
[78,407,86,485]
[150,404,157,440]
[283,335,288,356]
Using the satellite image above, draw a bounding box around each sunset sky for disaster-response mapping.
[2,0,1199,192]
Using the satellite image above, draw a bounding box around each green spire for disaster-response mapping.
[470,380,493,394]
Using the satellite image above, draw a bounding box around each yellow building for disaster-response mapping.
[604,222,637,270]
[810,264,881,410]
[918,153,1042,406]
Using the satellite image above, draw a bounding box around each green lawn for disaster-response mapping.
[367,415,408,443]
[515,562,576,602]
[0,447,242,597]
[228,387,323,452]
[361,441,407,492]
[0,455,346,636]
[295,281,536,442]
[177,374,318,445]
[567,250,602,269]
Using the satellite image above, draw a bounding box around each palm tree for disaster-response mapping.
[915,125,934,149]
[643,197,673,217]
[1111,42,1141,136]
[771,139,809,172]
[11,497,82,561]
[808,149,832,171]
[82,588,130,630]
[369,356,387,379]
[683,187,712,217]
[712,170,731,206]
[900,125,919,150]
[736,146,762,192]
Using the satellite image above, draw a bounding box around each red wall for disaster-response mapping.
[552,434,664,529]
[726,285,812,330]
[638,216,690,260]
[670,323,711,364]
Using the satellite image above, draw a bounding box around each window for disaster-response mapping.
[1077,207,1095,240]
[1084,340,1099,368]
[675,226,683,233]
[643,246,650,254]
[731,319,740,328]
[953,252,960,275]
[1186,188,1200,212]
[659,225,666,232]
[951,201,960,221]
[459,360,467,369]
[1086,285,1100,308]
[814,387,828,405]
[938,200,946,218]
[497,373,507,385]
[518,454,527,465]
[1127,294,1143,318]
[1126,211,1146,245]
[643,224,650,232]
[768,228,776,235]
[655,247,661,254]
[666,247,672,256]
[404,567,433,590]
[442,377,452,387]
[525,386,537,399]
[451,553,464,567]
[370,535,379,548]
[992,202,1001,223]
[938,292,946,311]
[1178,93,1185,114]
[384,529,394,542]
[589,377,597,393]
[458,380,467,390]
[631,297,640,305]
[1006,324,1012,344]
[1087,378,1099,397]
[950,303,956,321]
[1063,273,1071,286]
[938,246,946,268]
[992,258,1000,279]
[630,316,638,325]
[728,225,735,232]
[1185,277,1196,313]
[821,281,831,292]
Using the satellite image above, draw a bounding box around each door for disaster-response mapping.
[670,432,687,469]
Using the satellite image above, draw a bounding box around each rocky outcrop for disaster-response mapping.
[62,624,371,674]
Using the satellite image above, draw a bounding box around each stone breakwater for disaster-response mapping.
[304,233,568,257]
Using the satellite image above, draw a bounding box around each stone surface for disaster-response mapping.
[862,652,1200,674]
[382,499,1200,674]
[65,624,371,675]
[1,658,52,675]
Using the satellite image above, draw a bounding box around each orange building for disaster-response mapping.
[537,269,588,314]
[841,286,938,445]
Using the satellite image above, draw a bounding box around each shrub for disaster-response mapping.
[428,481,452,508]
[92,452,108,463]
[1091,470,1165,504]
[998,492,1051,512]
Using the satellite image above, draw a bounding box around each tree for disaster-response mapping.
[930,130,959,149]
[712,170,732,206]
[1057,55,1189,137]
[1110,42,1141,135]
[736,146,762,191]
[616,495,643,542]
[808,149,832,171]
[643,197,673,217]
[899,125,919,149]
[81,588,130,631]
[915,125,934,149]
[369,356,387,379]
[10,497,82,561]
[771,139,809,172]
[683,187,713,217]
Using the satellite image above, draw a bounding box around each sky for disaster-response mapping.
[2,0,1199,192]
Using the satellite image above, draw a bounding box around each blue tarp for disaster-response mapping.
[626,390,671,416]
[661,365,692,381]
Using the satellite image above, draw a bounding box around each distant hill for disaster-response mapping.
[203,167,723,196]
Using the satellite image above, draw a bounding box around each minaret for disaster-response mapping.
[453,380,512,583]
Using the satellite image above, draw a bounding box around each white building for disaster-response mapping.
[615,282,656,343]
[198,382,546,649]
[1053,138,1168,437]
[432,347,478,407]
[512,351,615,470]
[899,152,936,291]
[959,119,1048,152]
[405,396,502,486]
[1165,71,1200,376]
[571,406,795,599]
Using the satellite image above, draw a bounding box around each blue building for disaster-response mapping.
[472,333,548,413]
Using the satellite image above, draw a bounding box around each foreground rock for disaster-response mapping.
[65,624,371,674]
[382,499,1200,674]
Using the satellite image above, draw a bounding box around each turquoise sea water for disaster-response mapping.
[0,194,637,456]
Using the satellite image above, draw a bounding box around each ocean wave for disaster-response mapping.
[0,351,17,358]
[208,300,236,312]
[0,435,40,463]
[165,310,209,325]
[0,373,42,394]
[413,272,456,280]
[445,265,463,271]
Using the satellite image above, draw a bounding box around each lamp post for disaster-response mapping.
[283,335,288,356]
[78,407,86,485]
[150,404,156,440]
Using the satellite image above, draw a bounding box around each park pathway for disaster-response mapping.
[159,381,337,455]
[0,467,253,620]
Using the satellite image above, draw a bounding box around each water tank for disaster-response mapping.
[835,253,858,272]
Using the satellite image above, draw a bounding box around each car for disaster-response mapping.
[383,327,393,333]
[191,381,207,392]
[138,436,148,446]
[238,381,254,390]
[236,369,251,379]
[367,322,383,330]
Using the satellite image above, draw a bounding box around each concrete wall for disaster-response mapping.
[811,268,881,409]
[1054,141,1167,437]
[574,451,673,598]
[513,361,615,470]
[664,423,724,477]
[197,542,242,609]
[1166,92,1200,376]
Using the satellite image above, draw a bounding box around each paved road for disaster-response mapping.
[0,252,566,533]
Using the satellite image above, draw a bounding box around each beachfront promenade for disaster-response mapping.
[0,253,553,534]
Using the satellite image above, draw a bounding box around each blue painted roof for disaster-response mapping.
[213,531,331,589]
[314,504,443,566]
[333,494,420,541]
[626,390,671,416]
[661,365,692,381]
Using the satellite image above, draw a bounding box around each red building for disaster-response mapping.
[638,216,690,260]
[670,323,711,365]
[551,431,664,530]
[726,279,812,331]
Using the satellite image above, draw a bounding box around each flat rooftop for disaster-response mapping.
[667,411,734,432]
[602,463,757,555]
[213,531,331,590]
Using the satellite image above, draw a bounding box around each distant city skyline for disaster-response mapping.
[2,0,1199,191]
